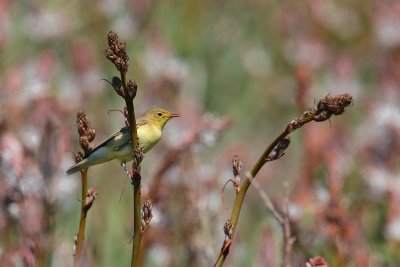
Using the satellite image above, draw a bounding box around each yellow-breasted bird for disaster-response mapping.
[66,108,179,175]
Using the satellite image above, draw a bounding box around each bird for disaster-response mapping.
[66,108,179,175]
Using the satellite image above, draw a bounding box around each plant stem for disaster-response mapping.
[74,168,88,267]
[282,184,293,267]
[119,71,142,267]
[120,71,139,149]
[131,177,142,266]
[214,113,316,267]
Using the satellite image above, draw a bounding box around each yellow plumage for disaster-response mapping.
[66,108,179,175]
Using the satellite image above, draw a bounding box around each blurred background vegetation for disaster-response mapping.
[1,0,400,266]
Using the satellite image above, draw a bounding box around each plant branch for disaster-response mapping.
[246,175,294,267]
[214,93,353,266]
[73,111,97,266]
[282,183,294,267]
[119,58,142,267]
[246,173,283,224]
[104,31,143,267]
[73,169,88,267]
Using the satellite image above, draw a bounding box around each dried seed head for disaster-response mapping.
[104,48,116,61]
[103,76,124,96]
[232,155,242,177]
[112,76,124,97]
[335,93,353,107]
[77,110,90,132]
[105,31,129,74]
[75,110,96,155]
[122,106,130,129]
[313,110,332,122]
[107,31,118,47]
[132,146,144,168]
[77,125,85,137]
[288,118,301,131]
[74,152,84,164]
[278,137,291,150]
[267,137,291,161]
[112,76,122,90]
[288,93,352,133]
[141,199,153,232]
[290,93,355,123]
[79,136,90,153]
[289,109,315,131]
[84,187,97,211]
[126,79,137,100]
[223,219,234,238]
[87,129,96,142]
[315,93,353,120]
[73,235,78,256]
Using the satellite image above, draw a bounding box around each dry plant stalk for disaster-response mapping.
[104,31,144,267]
[73,111,97,267]
[214,93,353,267]
[247,175,294,267]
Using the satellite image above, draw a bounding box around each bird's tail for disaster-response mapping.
[66,159,92,175]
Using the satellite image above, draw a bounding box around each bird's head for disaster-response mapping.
[146,108,180,129]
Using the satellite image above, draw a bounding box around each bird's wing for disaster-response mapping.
[84,127,129,158]
[83,120,149,159]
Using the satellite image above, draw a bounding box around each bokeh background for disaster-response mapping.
[1,0,400,266]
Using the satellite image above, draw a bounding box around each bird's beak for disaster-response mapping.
[169,113,180,119]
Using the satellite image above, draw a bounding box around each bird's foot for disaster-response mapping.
[121,162,129,176]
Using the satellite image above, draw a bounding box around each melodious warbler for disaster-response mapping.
[67,108,179,175]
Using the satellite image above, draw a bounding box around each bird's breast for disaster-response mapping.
[137,124,162,153]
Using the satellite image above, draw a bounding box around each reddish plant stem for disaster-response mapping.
[74,168,88,267]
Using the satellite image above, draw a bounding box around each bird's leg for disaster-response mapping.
[121,161,130,176]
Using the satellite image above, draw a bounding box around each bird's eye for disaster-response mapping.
[157,112,162,117]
